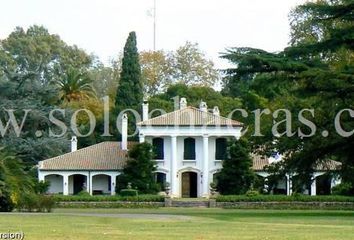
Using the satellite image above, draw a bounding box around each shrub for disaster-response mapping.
[120,189,138,197]
[332,183,353,196]
[215,194,354,202]
[35,181,50,194]
[52,194,164,202]
[0,192,14,212]
[77,190,91,197]
[17,193,39,212]
[38,195,55,212]
[16,193,56,212]
[245,190,260,197]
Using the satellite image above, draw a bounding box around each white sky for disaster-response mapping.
[0,0,306,68]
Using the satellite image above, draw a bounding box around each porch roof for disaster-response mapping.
[38,142,134,171]
[252,154,341,171]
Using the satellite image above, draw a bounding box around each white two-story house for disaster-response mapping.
[37,98,340,197]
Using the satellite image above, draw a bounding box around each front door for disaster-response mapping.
[181,172,198,198]
[73,175,86,194]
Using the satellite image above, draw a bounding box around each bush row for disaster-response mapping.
[57,201,164,209]
[215,194,354,203]
[16,194,55,212]
[53,194,165,202]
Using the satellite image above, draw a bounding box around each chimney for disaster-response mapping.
[199,101,208,112]
[142,100,149,121]
[213,106,220,116]
[121,113,128,150]
[71,136,77,152]
[180,97,187,109]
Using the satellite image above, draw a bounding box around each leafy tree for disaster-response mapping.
[140,50,173,96]
[90,61,120,99]
[140,42,220,95]
[221,0,354,191]
[216,139,255,195]
[149,83,242,118]
[115,32,143,114]
[116,143,158,194]
[0,25,89,165]
[170,42,220,87]
[0,25,92,85]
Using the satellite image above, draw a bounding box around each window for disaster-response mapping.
[152,138,164,160]
[155,172,167,191]
[215,138,227,160]
[184,138,196,160]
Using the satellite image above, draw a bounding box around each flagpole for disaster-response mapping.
[153,0,156,51]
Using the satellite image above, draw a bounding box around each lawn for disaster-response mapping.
[0,208,354,240]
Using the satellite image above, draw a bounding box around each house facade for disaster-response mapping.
[37,98,340,197]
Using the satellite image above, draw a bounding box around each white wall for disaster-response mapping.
[45,174,63,194]
[146,135,232,197]
[92,175,110,194]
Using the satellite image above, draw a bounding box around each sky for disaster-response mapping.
[0,0,306,68]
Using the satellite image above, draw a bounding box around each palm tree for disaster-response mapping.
[0,147,34,198]
[58,68,97,102]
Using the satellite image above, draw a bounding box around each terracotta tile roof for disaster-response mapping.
[137,106,243,127]
[38,142,135,171]
[252,154,341,171]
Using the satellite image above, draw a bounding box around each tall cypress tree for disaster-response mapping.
[115,32,143,115]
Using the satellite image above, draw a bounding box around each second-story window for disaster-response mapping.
[152,138,164,160]
[184,137,196,160]
[215,138,227,160]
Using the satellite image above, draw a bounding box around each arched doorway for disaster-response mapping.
[181,172,198,198]
[92,174,111,195]
[44,174,63,194]
[69,174,87,195]
[316,174,332,195]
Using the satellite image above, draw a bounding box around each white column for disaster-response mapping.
[286,174,292,196]
[202,135,209,197]
[63,175,69,195]
[139,134,145,143]
[111,175,116,195]
[89,174,93,195]
[170,135,178,197]
[121,114,128,150]
[38,172,45,182]
[310,174,317,196]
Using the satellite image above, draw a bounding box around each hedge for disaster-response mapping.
[215,195,354,203]
[53,194,164,202]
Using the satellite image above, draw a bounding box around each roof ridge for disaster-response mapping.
[137,105,242,126]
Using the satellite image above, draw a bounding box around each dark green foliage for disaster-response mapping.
[16,193,55,212]
[149,83,242,117]
[120,189,138,197]
[221,0,354,191]
[115,32,143,114]
[34,181,50,194]
[216,139,255,195]
[52,194,164,202]
[216,194,354,203]
[116,143,158,194]
[0,147,34,197]
[331,182,354,196]
[0,191,14,212]
[0,25,92,164]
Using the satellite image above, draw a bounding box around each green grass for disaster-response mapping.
[0,208,354,240]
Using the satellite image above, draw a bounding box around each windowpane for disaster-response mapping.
[152,138,164,160]
[215,138,227,160]
[184,138,196,160]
